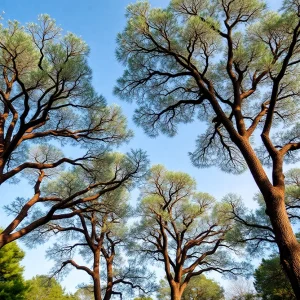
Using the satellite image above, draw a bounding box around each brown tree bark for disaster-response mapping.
[236,137,300,298]
[93,249,102,300]
[265,191,300,297]
[93,275,102,300]
[170,283,183,300]
[103,258,113,300]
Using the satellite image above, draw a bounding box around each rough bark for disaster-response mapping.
[265,191,300,297]
[170,283,183,300]
[103,258,113,300]
[94,275,102,300]
[236,138,300,298]
[93,249,102,300]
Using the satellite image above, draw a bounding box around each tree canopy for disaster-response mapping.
[115,0,300,295]
[0,14,146,249]
[254,255,295,300]
[0,14,131,183]
[0,238,28,300]
[132,165,243,299]
[43,178,152,300]
[181,275,224,300]
[157,275,224,300]
[25,275,76,300]
[3,2,300,300]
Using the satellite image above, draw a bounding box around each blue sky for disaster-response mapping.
[0,0,285,295]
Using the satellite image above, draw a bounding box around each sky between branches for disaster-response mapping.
[0,0,284,294]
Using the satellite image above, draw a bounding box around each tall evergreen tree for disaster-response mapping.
[0,239,28,300]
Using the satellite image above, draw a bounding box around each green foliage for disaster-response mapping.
[25,275,76,300]
[139,165,227,236]
[0,14,132,156]
[115,0,300,175]
[157,279,170,300]
[182,275,224,300]
[73,286,94,300]
[115,5,300,295]
[115,0,272,174]
[254,256,295,300]
[0,240,28,300]
[133,165,245,299]
[231,293,258,300]
[0,13,147,252]
[134,297,153,300]
[42,155,153,299]
[157,276,224,300]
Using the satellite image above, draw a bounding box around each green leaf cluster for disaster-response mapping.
[25,275,77,300]
[254,256,296,300]
[0,239,28,300]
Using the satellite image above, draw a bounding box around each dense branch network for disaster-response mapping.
[132,165,245,299]
[115,0,300,177]
[0,15,151,252]
[0,149,148,248]
[43,189,154,300]
[0,15,132,183]
[115,1,300,295]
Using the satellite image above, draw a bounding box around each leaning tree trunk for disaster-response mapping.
[237,138,300,298]
[265,190,300,298]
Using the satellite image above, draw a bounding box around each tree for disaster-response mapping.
[254,255,295,300]
[158,275,224,300]
[1,147,147,249]
[227,279,259,300]
[157,279,171,300]
[25,275,76,300]
[132,165,243,300]
[224,168,300,255]
[0,238,28,300]
[74,286,94,300]
[115,0,300,294]
[182,275,224,300]
[0,14,141,248]
[44,183,152,300]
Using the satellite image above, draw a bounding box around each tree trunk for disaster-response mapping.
[93,275,102,300]
[171,284,182,300]
[93,249,102,300]
[265,191,300,298]
[103,258,113,300]
[236,138,300,298]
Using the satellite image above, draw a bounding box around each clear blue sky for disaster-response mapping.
[0,0,284,295]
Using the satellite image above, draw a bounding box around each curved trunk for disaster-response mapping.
[265,191,300,297]
[236,138,300,298]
